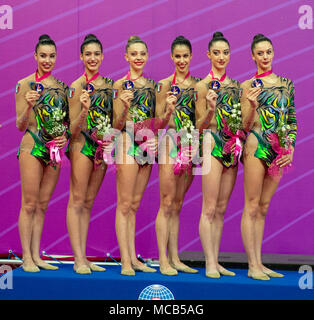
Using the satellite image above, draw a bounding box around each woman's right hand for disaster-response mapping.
[205,89,218,111]
[119,90,134,110]
[165,92,177,114]
[80,89,91,112]
[25,90,40,108]
[246,87,261,109]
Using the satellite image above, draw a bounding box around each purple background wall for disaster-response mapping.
[0,0,313,259]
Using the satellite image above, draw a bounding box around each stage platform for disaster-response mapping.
[1,264,313,300]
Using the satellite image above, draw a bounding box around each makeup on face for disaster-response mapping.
[171,44,192,74]
[35,45,56,74]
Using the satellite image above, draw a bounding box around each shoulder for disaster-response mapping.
[103,76,114,87]
[113,78,125,89]
[155,77,171,93]
[227,77,240,88]
[54,77,69,91]
[195,78,208,93]
[240,79,253,90]
[70,76,84,90]
[15,74,34,94]
[191,76,202,83]
[145,78,156,86]
[278,75,294,90]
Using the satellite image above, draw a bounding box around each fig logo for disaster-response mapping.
[0,5,13,30]
[138,284,175,300]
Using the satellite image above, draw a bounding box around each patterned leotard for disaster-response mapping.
[123,78,156,165]
[77,77,114,161]
[250,76,297,166]
[161,76,201,158]
[18,79,69,166]
[210,78,244,167]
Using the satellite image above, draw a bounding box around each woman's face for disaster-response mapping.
[171,44,192,74]
[34,45,57,74]
[80,43,103,73]
[125,43,148,72]
[252,41,274,71]
[207,40,230,70]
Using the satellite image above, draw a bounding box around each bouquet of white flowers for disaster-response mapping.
[92,114,115,169]
[129,106,148,122]
[227,103,242,134]
[44,108,67,138]
[95,114,112,140]
[173,117,197,176]
[275,118,291,148]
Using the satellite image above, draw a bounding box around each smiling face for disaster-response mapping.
[125,42,148,73]
[207,40,230,71]
[252,41,274,72]
[171,44,192,74]
[34,45,57,74]
[80,42,103,73]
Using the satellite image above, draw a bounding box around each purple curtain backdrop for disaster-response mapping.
[0,0,313,258]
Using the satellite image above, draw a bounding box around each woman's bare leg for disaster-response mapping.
[115,159,139,273]
[31,163,61,266]
[18,152,43,269]
[128,164,152,268]
[199,155,223,275]
[214,165,238,274]
[81,164,107,266]
[67,149,94,269]
[241,154,266,277]
[256,172,281,274]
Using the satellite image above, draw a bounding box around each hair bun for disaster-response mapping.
[39,34,51,41]
[213,32,224,39]
[253,34,265,41]
[128,35,141,42]
[175,35,186,41]
[84,34,98,42]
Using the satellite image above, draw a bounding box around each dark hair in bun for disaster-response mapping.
[171,35,192,54]
[35,34,56,53]
[251,33,273,53]
[208,31,229,50]
[80,34,103,54]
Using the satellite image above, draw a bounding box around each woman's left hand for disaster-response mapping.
[54,135,67,149]
[146,136,158,154]
[101,140,114,154]
[276,147,294,167]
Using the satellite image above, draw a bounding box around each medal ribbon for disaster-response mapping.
[36,70,51,82]
[172,71,190,86]
[125,71,143,81]
[84,71,99,83]
[255,69,273,78]
[209,70,226,82]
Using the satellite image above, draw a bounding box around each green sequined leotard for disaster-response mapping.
[17,79,69,166]
[250,76,297,166]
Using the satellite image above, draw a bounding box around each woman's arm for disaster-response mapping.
[112,81,133,131]
[15,80,40,131]
[241,81,260,132]
[155,80,176,129]
[195,82,217,133]
[68,82,91,138]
